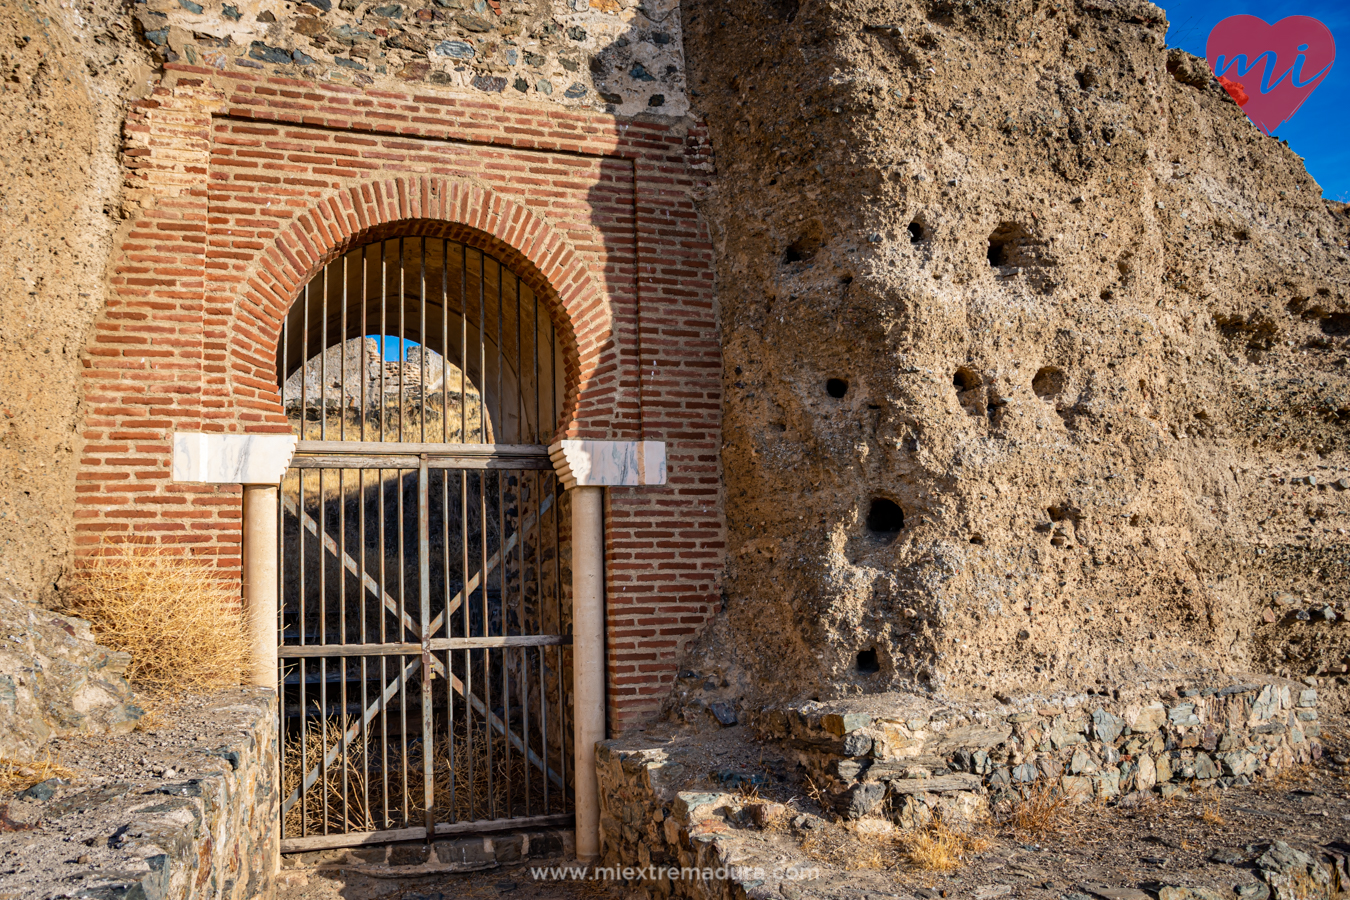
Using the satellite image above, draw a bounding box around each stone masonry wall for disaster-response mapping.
[0,594,144,761]
[134,0,688,118]
[596,677,1325,900]
[754,679,1322,823]
[0,688,279,900]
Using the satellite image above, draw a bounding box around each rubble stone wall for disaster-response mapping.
[136,0,689,118]
[0,689,279,900]
[596,677,1326,900]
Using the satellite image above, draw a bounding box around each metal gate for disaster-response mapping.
[275,236,574,851]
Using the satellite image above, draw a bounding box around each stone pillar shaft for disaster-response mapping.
[570,485,606,861]
[242,484,279,690]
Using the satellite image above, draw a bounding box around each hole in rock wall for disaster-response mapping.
[1321,314,1350,336]
[856,649,880,674]
[953,367,981,391]
[782,222,823,264]
[908,221,925,243]
[826,378,849,399]
[768,0,800,22]
[986,222,1040,268]
[865,498,904,535]
[1032,366,1065,400]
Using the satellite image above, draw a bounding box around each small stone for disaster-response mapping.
[747,801,787,828]
[708,701,737,726]
[1158,888,1229,900]
[975,886,1012,900]
[844,782,886,818]
[1234,885,1269,900]
[1070,747,1098,775]
[472,75,507,93]
[1193,753,1220,780]
[19,779,61,802]
[458,13,494,31]
[1092,708,1124,743]
[178,0,203,12]
[1081,883,1151,900]
[1209,848,1247,866]
[434,40,476,59]
[248,41,292,64]
[843,731,873,756]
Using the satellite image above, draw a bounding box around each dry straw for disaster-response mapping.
[0,754,78,794]
[282,713,552,836]
[67,545,249,696]
[899,818,991,872]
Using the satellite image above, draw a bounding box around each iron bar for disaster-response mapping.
[280,813,573,854]
[418,455,434,834]
[460,243,467,444]
[398,237,406,443]
[478,249,486,444]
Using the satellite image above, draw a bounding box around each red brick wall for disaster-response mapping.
[79,65,722,731]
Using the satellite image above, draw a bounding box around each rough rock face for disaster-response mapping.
[679,0,1350,706]
[0,0,152,604]
[0,595,142,759]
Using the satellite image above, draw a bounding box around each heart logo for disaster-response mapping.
[1206,15,1336,135]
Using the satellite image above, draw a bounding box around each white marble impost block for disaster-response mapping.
[171,433,298,486]
[548,440,667,490]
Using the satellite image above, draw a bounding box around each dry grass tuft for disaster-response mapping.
[1197,793,1227,826]
[67,545,249,696]
[132,702,170,734]
[1268,760,1313,786]
[900,819,991,872]
[1000,783,1072,835]
[799,820,900,871]
[0,753,78,794]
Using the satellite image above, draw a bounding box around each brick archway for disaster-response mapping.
[227,176,612,441]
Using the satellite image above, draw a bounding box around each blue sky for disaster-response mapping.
[371,336,421,360]
[1159,0,1349,200]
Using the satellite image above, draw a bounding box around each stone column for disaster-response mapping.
[171,432,297,693]
[570,484,606,861]
[242,484,280,689]
[549,439,666,862]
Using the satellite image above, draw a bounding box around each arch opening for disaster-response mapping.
[277,234,569,446]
